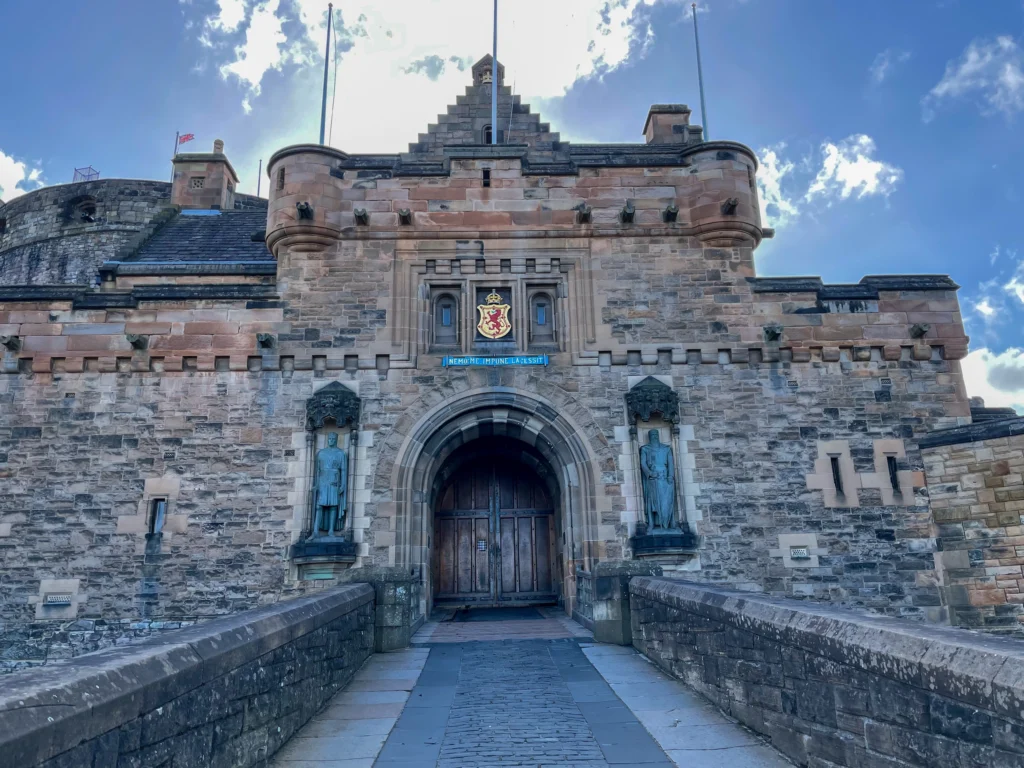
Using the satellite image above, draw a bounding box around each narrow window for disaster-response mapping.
[148,498,167,534]
[830,456,844,495]
[886,456,900,492]
[483,125,493,144]
[529,293,555,345]
[482,169,491,188]
[433,294,458,347]
[0,218,7,235]
[277,167,286,190]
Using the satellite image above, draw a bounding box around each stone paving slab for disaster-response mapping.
[270,648,429,767]
[581,644,793,768]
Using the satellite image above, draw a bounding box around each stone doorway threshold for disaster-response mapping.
[415,605,590,643]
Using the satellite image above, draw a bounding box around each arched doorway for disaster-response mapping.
[432,440,558,607]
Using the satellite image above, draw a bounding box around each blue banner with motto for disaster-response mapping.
[442,355,549,367]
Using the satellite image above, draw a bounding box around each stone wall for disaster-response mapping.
[630,577,1024,768]
[0,583,374,768]
[921,417,1024,634]
[0,180,173,286]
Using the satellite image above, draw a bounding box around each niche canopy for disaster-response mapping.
[306,382,361,432]
[625,377,680,436]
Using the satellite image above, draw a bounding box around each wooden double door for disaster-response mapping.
[433,459,556,606]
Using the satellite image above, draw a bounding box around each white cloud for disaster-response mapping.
[756,144,800,229]
[1006,259,1024,304]
[922,36,1024,121]
[218,0,287,111]
[805,134,903,203]
[0,150,44,202]
[869,48,910,85]
[206,0,247,33]
[975,298,997,318]
[196,0,678,136]
[962,348,1024,414]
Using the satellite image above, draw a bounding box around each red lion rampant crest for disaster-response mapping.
[476,291,512,340]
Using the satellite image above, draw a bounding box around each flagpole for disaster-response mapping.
[257,159,263,197]
[319,2,333,145]
[692,3,709,141]
[171,132,179,182]
[491,0,498,145]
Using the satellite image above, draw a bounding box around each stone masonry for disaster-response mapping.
[0,55,999,667]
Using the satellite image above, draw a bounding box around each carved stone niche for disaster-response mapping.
[625,377,698,557]
[292,382,361,577]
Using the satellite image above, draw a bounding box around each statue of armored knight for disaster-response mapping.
[312,432,348,537]
[639,429,679,531]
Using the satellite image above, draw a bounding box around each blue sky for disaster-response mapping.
[1,0,1022,411]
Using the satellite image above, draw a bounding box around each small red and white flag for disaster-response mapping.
[178,133,195,145]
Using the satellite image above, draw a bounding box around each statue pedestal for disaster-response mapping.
[291,536,358,580]
[630,524,699,557]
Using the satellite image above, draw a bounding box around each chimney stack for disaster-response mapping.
[171,138,238,210]
[643,105,701,145]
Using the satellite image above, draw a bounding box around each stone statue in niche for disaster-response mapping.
[313,432,348,537]
[639,430,678,531]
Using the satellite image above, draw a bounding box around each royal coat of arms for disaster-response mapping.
[476,290,512,340]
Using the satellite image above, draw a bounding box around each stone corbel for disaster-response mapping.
[125,333,148,350]
[398,208,413,226]
[573,202,592,225]
[296,201,314,220]
[0,335,22,352]
[763,324,783,342]
[256,333,276,350]
[662,203,679,223]
[619,200,635,224]
[720,197,739,215]
[354,208,370,226]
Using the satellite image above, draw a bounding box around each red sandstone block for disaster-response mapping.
[8,311,50,323]
[124,322,173,335]
[409,187,467,201]
[212,335,258,351]
[814,327,865,341]
[184,322,240,335]
[31,357,51,373]
[883,345,902,361]
[17,324,62,336]
[913,344,933,360]
[22,336,68,353]
[149,335,214,351]
[68,335,132,352]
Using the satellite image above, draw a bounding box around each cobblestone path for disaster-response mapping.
[272,613,791,767]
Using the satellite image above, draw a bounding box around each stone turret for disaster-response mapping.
[171,139,239,210]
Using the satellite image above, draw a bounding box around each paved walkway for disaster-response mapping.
[271,611,791,768]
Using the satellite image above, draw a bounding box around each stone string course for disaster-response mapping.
[630,577,1024,768]
[0,584,374,768]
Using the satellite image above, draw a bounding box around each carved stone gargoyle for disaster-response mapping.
[720,197,739,215]
[296,202,314,220]
[573,202,592,225]
[125,334,148,350]
[619,200,635,224]
[910,323,931,338]
[256,333,276,350]
[354,208,370,226]
[662,203,679,223]
[0,335,21,352]
[763,324,784,342]
[398,208,413,226]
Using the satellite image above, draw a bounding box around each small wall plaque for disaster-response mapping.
[44,593,73,605]
[789,546,811,560]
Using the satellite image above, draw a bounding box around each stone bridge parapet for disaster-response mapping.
[0,583,374,768]
[630,576,1024,767]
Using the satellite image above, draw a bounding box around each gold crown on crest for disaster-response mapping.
[485,291,504,304]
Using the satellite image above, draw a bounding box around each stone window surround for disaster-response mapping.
[115,475,188,536]
[806,440,862,508]
[860,438,923,506]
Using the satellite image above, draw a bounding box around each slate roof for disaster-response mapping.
[125,210,272,264]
